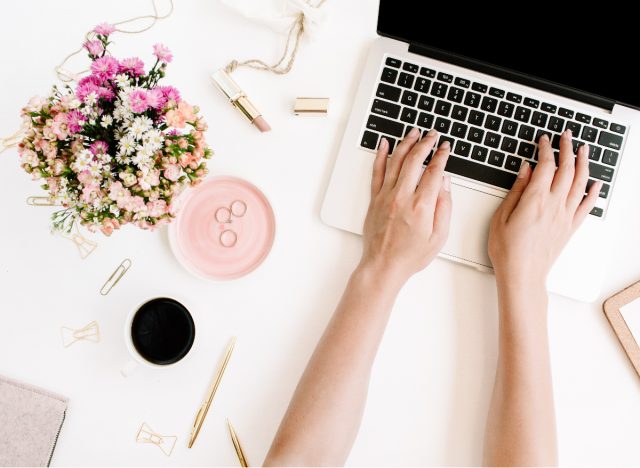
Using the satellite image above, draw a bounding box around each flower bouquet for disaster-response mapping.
[17,23,212,235]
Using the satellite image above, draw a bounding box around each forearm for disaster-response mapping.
[483,277,558,467]
[264,262,404,466]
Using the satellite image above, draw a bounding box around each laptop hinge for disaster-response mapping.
[408,43,616,112]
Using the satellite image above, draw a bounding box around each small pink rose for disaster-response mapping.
[164,164,181,181]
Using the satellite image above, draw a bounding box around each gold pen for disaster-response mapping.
[227,419,249,467]
[188,336,237,448]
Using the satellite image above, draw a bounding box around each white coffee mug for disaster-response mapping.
[121,297,196,377]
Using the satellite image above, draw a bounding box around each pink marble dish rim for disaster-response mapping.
[168,175,276,281]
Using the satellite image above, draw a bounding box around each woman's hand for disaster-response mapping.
[360,127,452,284]
[488,130,601,286]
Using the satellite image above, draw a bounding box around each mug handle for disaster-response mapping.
[120,359,139,377]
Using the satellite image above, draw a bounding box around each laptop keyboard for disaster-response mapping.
[360,55,629,218]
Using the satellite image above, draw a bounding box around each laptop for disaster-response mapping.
[321,1,637,302]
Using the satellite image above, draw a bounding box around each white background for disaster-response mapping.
[1,1,640,466]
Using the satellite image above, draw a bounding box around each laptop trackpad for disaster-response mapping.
[440,182,503,269]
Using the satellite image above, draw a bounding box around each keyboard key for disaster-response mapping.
[524,97,539,108]
[464,92,481,108]
[401,90,418,107]
[518,124,536,141]
[417,112,434,129]
[468,110,485,126]
[447,87,464,103]
[599,131,624,150]
[485,115,502,131]
[581,126,598,142]
[506,92,523,103]
[484,132,501,148]
[515,106,531,123]
[361,131,379,150]
[371,99,401,119]
[418,95,435,112]
[434,117,451,134]
[471,82,488,93]
[589,161,614,182]
[438,135,455,148]
[471,145,488,162]
[541,102,557,113]
[468,127,484,143]
[501,137,518,154]
[431,82,448,98]
[587,179,610,198]
[489,87,505,98]
[455,77,470,88]
[590,206,604,217]
[435,100,452,116]
[481,96,498,113]
[497,101,514,118]
[488,150,505,167]
[548,116,565,132]
[551,134,561,150]
[536,129,552,142]
[454,140,472,157]
[505,155,522,172]
[376,83,402,102]
[385,137,397,153]
[367,114,404,137]
[517,141,535,158]
[565,121,581,137]
[532,111,548,128]
[381,67,398,84]
[445,154,517,190]
[400,107,417,124]
[501,120,518,136]
[414,78,431,93]
[576,113,591,123]
[420,67,436,78]
[610,123,626,134]
[398,72,415,88]
[437,72,453,83]
[451,122,468,139]
[588,145,602,161]
[385,57,401,68]
[403,62,419,73]
[593,118,608,129]
[451,105,468,122]
[558,108,574,118]
[602,149,619,166]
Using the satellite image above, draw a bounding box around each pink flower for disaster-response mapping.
[158,86,180,103]
[91,56,119,80]
[84,40,104,57]
[51,113,69,140]
[90,140,108,155]
[163,164,181,181]
[152,43,173,63]
[146,199,167,217]
[124,195,145,212]
[129,89,148,113]
[93,23,116,36]
[165,101,196,129]
[145,88,166,109]
[67,110,85,133]
[138,168,160,190]
[75,75,101,101]
[119,57,145,77]
[100,218,120,236]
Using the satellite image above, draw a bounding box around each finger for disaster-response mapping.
[550,130,576,195]
[416,140,451,200]
[371,138,389,196]
[395,129,438,192]
[383,127,420,188]
[573,179,602,230]
[527,134,556,191]
[566,144,590,212]
[498,161,532,220]
[431,175,452,244]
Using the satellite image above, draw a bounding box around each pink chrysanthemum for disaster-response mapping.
[67,110,85,133]
[93,22,116,36]
[129,89,149,113]
[89,140,109,155]
[145,88,166,109]
[119,57,145,77]
[91,56,119,80]
[158,85,180,103]
[84,40,104,57]
[152,43,173,63]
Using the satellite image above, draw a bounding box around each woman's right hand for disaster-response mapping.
[488,130,601,287]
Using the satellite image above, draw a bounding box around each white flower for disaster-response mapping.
[114,74,130,88]
[73,158,90,173]
[89,118,96,126]
[84,92,97,106]
[118,135,136,155]
[101,115,113,128]
[88,162,102,178]
[143,129,164,151]
[99,153,112,165]
[109,205,121,216]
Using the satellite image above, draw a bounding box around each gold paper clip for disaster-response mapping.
[0,130,23,154]
[60,225,97,259]
[61,320,100,348]
[100,258,132,296]
[26,196,60,206]
[136,422,177,457]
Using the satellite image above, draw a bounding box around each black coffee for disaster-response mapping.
[131,298,195,365]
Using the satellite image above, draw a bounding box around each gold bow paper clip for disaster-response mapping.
[60,320,100,348]
[59,225,97,259]
[136,423,177,457]
[0,130,23,154]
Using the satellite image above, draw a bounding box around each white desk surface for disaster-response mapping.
[2,1,640,465]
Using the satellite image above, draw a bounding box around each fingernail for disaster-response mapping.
[541,134,549,142]
[440,140,450,149]
[427,129,437,137]
[581,143,589,154]
[564,129,572,139]
[379,137,388,150]
[443,175,451,192]
[409,127,419,137]
[517,161,529,178]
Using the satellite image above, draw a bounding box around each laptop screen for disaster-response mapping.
[377,2,638,109]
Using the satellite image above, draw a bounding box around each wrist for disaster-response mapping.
[354,257,408,295]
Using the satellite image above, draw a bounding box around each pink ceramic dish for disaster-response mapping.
[169,176,276,281]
